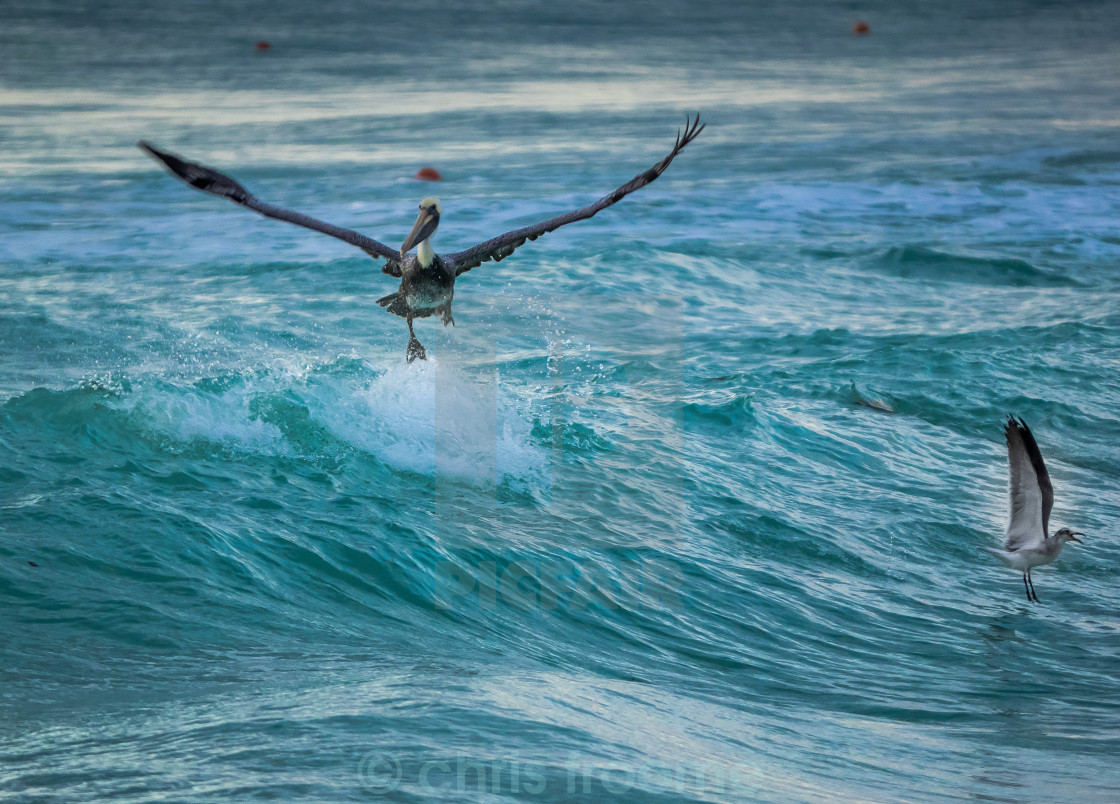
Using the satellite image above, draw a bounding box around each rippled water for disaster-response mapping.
[3,1,1120,801]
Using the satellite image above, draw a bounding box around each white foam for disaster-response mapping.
[309,358,547,486]
[119,379,288,454]
[106,357,547,486]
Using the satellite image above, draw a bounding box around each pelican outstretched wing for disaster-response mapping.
[138,141,403,273]
[1003,415,1052,551]
[446,115,705,277]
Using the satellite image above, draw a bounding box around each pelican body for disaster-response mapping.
[138,116,704,362]
[984,415,1084,602]
[376,198,454,361]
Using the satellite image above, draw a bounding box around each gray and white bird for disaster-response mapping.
[983,415,1084,602]
[138,116,704,362]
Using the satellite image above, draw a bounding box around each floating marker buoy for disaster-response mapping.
[255,40,272,51]
[414,167,442,182]
[852,21,870,35]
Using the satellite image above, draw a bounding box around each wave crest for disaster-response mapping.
[872,245,1072,286]
[6,358,548,487]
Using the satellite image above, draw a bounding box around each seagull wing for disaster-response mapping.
[1003,415,1049,551]
[138,141,404,275]
[1015,415,1054,535]
[445,115,705,277]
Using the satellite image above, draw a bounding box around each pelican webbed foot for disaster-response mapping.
[406,317,427,362]
[406,337,427,362]
[442,307,455,327]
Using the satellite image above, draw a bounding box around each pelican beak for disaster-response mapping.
[401,206,439,254]
[1069,532,1085,543]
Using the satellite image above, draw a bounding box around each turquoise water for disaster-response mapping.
[3,1,1120,800]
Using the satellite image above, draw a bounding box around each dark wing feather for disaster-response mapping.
[1014,415,1054,535]
[138,141,403,275]
[1003,415,1047,551]
[446,115,705,277]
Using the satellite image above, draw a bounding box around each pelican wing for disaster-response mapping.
[1003,415,1051,550]
[138,141,403,274]
[446,115,705,277]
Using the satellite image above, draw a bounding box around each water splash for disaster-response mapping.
[309,358,548,485]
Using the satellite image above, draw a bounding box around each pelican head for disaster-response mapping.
[1055,527,1084,544]
[401,197,442,263]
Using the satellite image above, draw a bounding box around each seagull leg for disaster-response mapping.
[406,317,427,363]
[1022,573,1033,602]
[1027,570,1040,603]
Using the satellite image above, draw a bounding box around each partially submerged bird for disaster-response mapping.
[138,116,704,362]
[984,415,1084,602]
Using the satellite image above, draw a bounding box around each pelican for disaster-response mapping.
[138,116,704,362]
[983,415,1084,602]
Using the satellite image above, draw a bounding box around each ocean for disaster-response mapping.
[2,0,1120,800]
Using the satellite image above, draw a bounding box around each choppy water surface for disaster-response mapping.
[3,1,1120,801]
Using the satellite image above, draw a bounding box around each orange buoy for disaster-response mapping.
[255,40,272,51]
[414,167,442,182]
[852,21,870,35]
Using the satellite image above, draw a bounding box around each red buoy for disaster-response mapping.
[852,21,870,35]
[414,167,442,182]
[255,40,272,51]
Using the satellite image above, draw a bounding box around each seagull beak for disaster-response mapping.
[401,207,439,254]
[1069,532,1085,543]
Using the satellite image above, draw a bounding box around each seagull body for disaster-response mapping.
[984,415,1083,602]
[138,116,704,362]
[983,540,1068,574]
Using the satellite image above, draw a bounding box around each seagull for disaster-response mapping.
[138,116,704,362]
[983,415,1084,602]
